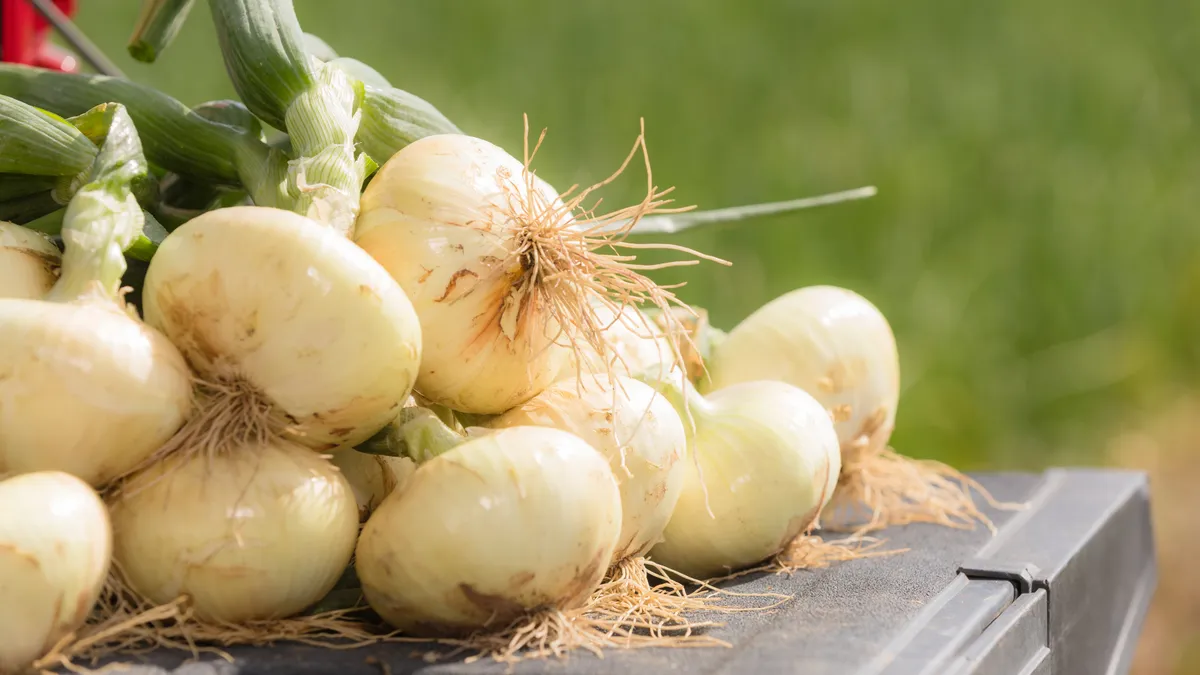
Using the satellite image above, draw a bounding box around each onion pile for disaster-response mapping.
[0,0,978,670]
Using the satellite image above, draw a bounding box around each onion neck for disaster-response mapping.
[637,371,713,438]
[43,104,147,305]
[357,407,465,464]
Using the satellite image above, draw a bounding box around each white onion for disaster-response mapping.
[143,206,423,451]
[109,441,359,622]
[489,374,687,561]
[356,426,622,634]
[0,222,59,300]
[0,471,110,673]
[328,448,416,522]
[354,134,570,414]
[355,131,707,414]
[562,302,678,384]
[0,300,193,486]
[706,285,900,455]
[648,379,840,579]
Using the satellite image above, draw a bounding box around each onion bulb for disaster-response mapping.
[0,471,110,673]
[705,286,899,456]
[109,441,359,622]
[489,374,686,561]
[0,104,193,487]
[328,449,416,522]
[355,130,719,414]
[647,377,840,579]
[355,424,622,635]
[143,206,422,451]
[0,222,60,300]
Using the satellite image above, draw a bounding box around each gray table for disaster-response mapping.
[89,469,1156,675]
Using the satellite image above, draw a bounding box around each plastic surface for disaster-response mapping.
[80,469,1154,675]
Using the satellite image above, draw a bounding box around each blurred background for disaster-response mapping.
[59,1,1200,671]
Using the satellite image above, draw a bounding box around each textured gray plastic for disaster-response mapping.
[80,469,1154,675]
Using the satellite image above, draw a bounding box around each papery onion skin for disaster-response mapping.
[489,375,686,561]
[561,302,677,385]
[143,206,423,450]
[706,285,900,453]
[329,448,416,522]
[0,300,192,486]
[356,426,622,635]
[354,134,570,415]
[649,381,841,579]
[0,471,111,673]
[0,223,60,300]
[109,441,359,623]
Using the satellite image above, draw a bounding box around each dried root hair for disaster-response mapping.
[104,375,296,500]
[34,563,395,674]
[820,410,1024,534]
[483,115,728,402]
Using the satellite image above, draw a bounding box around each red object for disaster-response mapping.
[2,0,79,72]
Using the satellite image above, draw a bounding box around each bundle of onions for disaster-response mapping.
[0,472,112,674]
[0,99,192,486]
[0,222,60,299]
[355,120,725,414]
[107,0,422,623]
[644,375,841,580]
[355,410,622,635]
[704,285,995,531]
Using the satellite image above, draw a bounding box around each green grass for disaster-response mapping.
[73,0,1200,470]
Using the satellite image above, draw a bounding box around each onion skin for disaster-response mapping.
[0,223,59,300]
[355,134,569,415]
[143,206,423,451]
[109,441,359,623]
[706,285,900,453]
[649,381,841,579]
[355,426,622,635]
[0,300,192,486]
[0,471,111,673]
[489,375,686,561]
[329,449,416,522]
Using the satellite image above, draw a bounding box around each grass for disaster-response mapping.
[69,2,1200,471]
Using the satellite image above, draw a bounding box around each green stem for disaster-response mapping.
[0,64,280,195]
[358,84,461,165]
[44,103,149,304]
[0,175,58,201]
[0,94,96,176]
[356,407,465,464]
[603,185,878,236]
[128,0,196,63]
[208,0,364,235]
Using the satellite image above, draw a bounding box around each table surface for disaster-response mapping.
[92,472,1044,675]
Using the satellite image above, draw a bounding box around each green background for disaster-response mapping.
[63,1,1200,671]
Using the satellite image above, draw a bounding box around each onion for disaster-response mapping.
[355,129,721,414]
[647,378,840,579]
[0,103,192,487]
[109,441,359,623]
[328,449,416,522]
[355,424,622,635]
[489,374,686,561]
[0,222,60,299]
[706,286,899,456]
[0,471,110,673]
[143,206,422,451]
